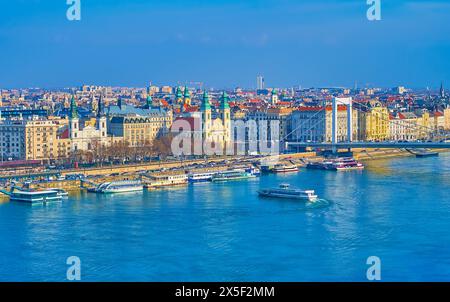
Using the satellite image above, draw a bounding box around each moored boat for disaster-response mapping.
[258,184,318,202]
[144,174,188,189]
[415,151,439,158]
[306,158,364,171]
[90,180,144,194]
[188,172,216,183]
[328,158,364,171]
[272,164,299,173]
[9,187,62,204]
[212,169,256,182]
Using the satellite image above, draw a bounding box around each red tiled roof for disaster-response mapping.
[60,128,69,139]
[298,105,348,112]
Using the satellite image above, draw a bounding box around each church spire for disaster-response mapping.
[97,94,103,118]
[440,82,445,98]
[69,95,78,119]
[183,86,191,99]
[146,94,152,108]
[220,91,230,110]
[201,90,211,111]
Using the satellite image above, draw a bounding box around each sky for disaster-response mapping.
[0,0,449,89]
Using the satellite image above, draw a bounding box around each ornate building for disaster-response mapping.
[172,91,232,154]
[201,91,231,149]
[68,95,108,152]
[357,100,390,141]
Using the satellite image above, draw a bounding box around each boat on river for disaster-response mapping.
[272,164,299,173]
[258,184,318,202]
[89,180,144,194]
[9,187,63,204]
[212,169,256,182]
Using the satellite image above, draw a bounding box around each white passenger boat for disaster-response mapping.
[272,164,299,173]
[212,169,256,182]
[9,187,62,204]
[188,172,216,183]
[90,180,144,194]
[144,174,188,189]
[258,184,318,202]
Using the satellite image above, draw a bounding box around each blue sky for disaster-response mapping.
[0,0,449,89]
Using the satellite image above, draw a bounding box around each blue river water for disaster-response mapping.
[0,154,449,281]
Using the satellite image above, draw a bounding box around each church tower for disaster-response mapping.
[97,94,107,139]
[175,86,183,104]
[270,89,279,104]
[201,90,212,141]
[69,95,79,144]
[146,94,152,109]
[220,91,231,143]
[440,82,445,99]
[183,86,191,106]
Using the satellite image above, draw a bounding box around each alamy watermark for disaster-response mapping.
[171,118,280,159]
[66,0,81,21]
[367,0,382,21]
[66,256,81,281]
[366,256,381,281]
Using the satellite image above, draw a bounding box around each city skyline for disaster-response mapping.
[0,0,449,88]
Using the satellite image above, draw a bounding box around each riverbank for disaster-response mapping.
[0,148,447,200]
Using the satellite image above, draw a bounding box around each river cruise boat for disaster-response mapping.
[188,171,216,183]
[90,180,144,194]
[258,184,318,202]
[306,160,334,170]
[145,174,188,189]
[9,187,62,204]
[212,169,256,182]
[328,158,364,171]
[307,158,364,171]
[272,164,299,173]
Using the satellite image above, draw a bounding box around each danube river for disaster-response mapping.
[1,154,449,281]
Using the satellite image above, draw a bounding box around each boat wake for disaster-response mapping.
[304,198,332,209]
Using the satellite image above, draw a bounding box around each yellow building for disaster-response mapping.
[358,100,390,141]
[415,110,431,139]
[201,91,231,149]
[0,118,71,161]
[25,119,71,160]
[444,108,450,130]
[109,112,173,147]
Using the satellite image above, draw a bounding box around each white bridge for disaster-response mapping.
[286,97,450,152]
[286,141,450,149]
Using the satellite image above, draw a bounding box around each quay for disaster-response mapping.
[0,149,447,201]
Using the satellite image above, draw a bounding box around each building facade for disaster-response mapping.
[0,117,70,161]
[357,100,390,141]
[290,105,358,143]
[68,95,108,152]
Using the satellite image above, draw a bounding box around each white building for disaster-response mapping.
[68,95,108,152]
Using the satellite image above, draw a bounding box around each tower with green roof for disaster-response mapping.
[68,95,79,140]
[201,90,212,140]
[175,86,183,104]
[271,89,279,104]
[220,91,231,144]
[69,95,78,119]
[146,95,152,108]
[183,86,191,106]
[96,95,107,139]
